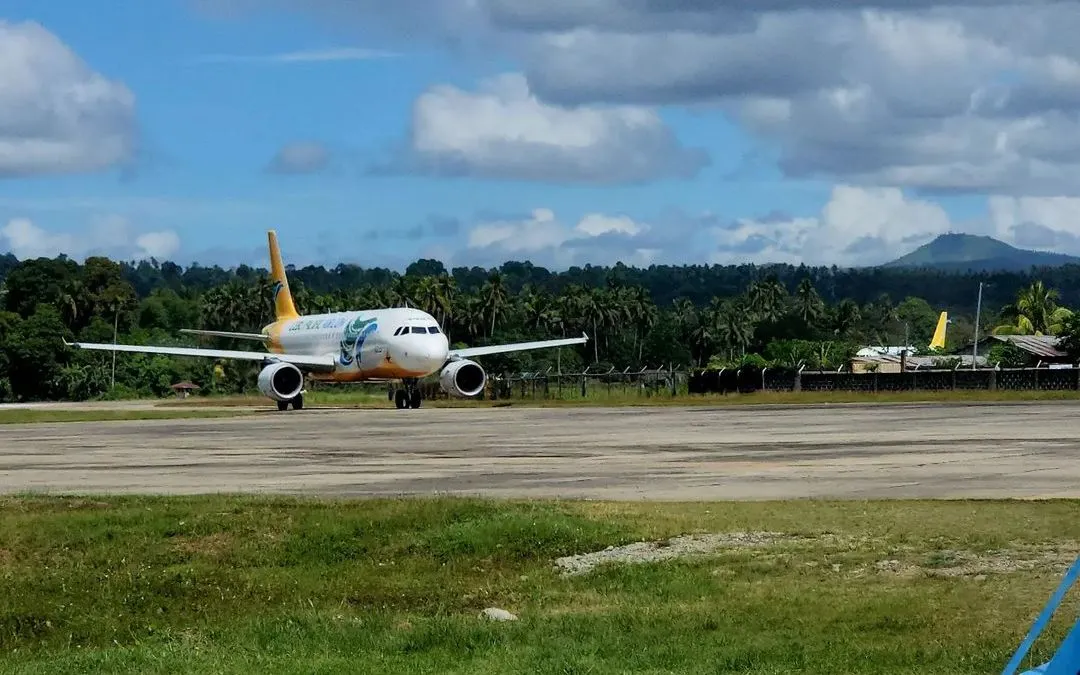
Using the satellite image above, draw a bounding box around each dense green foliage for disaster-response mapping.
[2,251,1080,402]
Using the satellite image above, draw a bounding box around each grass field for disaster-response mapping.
[0,408,253,425]
[2,496,1079,673]
[155,386,1080,410]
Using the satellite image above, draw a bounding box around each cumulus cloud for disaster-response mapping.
[0,20,136,178]
[987,195,1080,252]
[396,73,708,184]
[709,185,1080,267]
[0,216,180,261]
[713,186,956,266]
[462,208,662,267]
[208,1,1080,195]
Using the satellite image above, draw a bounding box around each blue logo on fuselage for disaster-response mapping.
[339,316,378,367]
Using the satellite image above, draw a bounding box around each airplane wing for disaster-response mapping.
[449,333,588,359]
[180,329,270,341]
[64,340,336,370]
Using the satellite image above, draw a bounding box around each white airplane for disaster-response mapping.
[65,230,589,410]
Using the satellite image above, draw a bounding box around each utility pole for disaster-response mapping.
[111,305,119,389]
[972,281,984,370]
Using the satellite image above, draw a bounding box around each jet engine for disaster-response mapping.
[257,361,304,401]
[439,359,486,397]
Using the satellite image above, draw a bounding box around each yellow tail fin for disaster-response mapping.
[929,311,948,351]
[268,230,299,321]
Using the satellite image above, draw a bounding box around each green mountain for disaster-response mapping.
[884,233,1080,272]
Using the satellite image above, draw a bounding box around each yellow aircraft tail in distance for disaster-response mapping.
[929,311,948,351]
[268,229,300,321]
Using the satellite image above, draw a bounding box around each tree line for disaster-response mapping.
[0,252,1077,402]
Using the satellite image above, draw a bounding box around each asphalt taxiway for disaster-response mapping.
[2,402,1079,499]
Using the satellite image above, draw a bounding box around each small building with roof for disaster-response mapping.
[968,334,1072,367]
[169,381,201,399]
[850,352,986,373]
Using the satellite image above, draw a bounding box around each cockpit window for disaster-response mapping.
[427,326,440,334]
[410,326,426,334]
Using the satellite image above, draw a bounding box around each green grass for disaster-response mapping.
[0,408,253,425]
[2,496,1079,673]
[156,386,1080,410]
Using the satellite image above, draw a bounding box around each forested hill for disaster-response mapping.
[3,252,1079,318]
[884,234,1080,272]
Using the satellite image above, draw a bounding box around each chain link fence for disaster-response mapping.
[455,364,1080,401]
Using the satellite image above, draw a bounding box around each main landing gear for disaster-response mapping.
[276,393,304,411]
[390,379,423,409]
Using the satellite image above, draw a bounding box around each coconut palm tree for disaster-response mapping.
[993,280,1073,336]
[794,277,824,325]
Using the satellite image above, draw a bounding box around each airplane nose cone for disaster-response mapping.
[398,339,448,373]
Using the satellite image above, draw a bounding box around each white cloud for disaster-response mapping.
[403,73,708,184]
[710,186,1080,267]
[0,20,136,178]
[134,231,181,259]
[987,196,1080,251]
[212,2,1080,195]
[464,208,660,267]
[713,186,958,266]
[0,216,180,261]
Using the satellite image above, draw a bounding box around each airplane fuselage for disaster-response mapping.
[264,306,451,382]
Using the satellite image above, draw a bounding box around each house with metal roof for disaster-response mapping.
[967,334,1072,366]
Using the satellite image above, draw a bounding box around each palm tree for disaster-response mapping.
[794,278,824,325]
[747,276,788,324]
[993,280,1073,336]
[831,299,862,339]
[480,271,509,337]
[713,297,755,361]
[579,287,613,362]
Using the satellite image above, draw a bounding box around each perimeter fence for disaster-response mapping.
[457,363,1080,401]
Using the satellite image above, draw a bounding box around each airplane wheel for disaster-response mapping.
[277,400,289,411]
[292,394,304,410]
[409,389,422,409]
[394,389,407,409]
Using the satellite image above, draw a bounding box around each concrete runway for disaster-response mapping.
[2,402,1080,500]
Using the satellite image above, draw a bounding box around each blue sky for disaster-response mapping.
[1,0,1079,270]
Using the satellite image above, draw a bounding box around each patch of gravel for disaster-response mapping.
[554,531,799,577]
[872,545,1080,578]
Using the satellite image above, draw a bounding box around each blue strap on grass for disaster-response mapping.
[1003,555,1080,675]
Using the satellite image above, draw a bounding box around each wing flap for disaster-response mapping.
[65,340,336,370]
[180,329,270,341]
[450,334,588,359]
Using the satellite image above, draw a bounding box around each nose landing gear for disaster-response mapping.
[392,379,423,409]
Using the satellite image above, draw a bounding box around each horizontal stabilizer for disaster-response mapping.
[450,333,588,359]
[180,329,270,341]
[64,340,336,370]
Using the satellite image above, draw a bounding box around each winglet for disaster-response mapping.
[267,230,300,321]
[929,311,948,351]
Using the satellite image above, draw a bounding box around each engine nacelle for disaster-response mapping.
[439,359,486,397]
[257,361,304,402]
